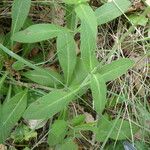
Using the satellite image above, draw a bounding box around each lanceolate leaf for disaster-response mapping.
[11,0,31,36]
[80,22,98,71]
[12,24,68,43]
[23,88,79,119]
[90,75,106,114]
[75,3,97,36]
[95,0,131,25]
[98,58,134,82]
[48,120,67,146]
[57,32,77,85]
[22,68,63,87]
[75,3,98,71]
[0,91,27,143]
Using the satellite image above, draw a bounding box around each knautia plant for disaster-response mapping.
[0,0,141,149]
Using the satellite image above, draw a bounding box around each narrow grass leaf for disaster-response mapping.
[11,0,31,35]
[23,88,79,119]
[12,24,68,43]
[22,69,63,87]
[95,0,131,25]
[90,75,106,114]
[57,32,77,85]
[48,120,67,146]
[0,91,27,143]
[98,58,134,82]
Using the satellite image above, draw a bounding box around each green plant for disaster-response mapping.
[0,0,145,149]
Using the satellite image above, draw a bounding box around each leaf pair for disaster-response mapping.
[12,25,77,86]
[0,44,135,119]
[90,58,134,114]
[2,45,135,122]
[11,0,132,85]
[0,91,27,143]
